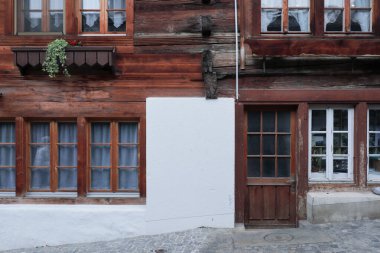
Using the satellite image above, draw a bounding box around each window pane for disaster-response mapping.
[369,133,380,154]
[261,9,282,32]
[312,110,326,131]
[91,168,110,190]
[278,158,290,177]
[263,112,275,132]
[108,11,126,32]
[118,168,138,190]
[369,157,380,177]
[119,123,138,143]
[58,168,77,189]
[83,0,100,9]
[59,145,77,166]
[248,111,260,132]
[312,134,326,154]
[91,123,110,143]
[82,12,100,32]
[31,123,50,143]
[22,11,42,32]
[247,158,260,177]
[59,123,77,143]
[289,0,309,7]
[325,0,344,7]
[351,10,371,32]
[334,110,348,131]
[263,158,275,177]
[325,9,343,31]
[311,157,326,173]
[278,135,290,155]
[289,9,309,32]
[333,133,348,154]
[333,158,348,173]
[49,0,64,10]
[0,123,15,143]
[263,135,275,155]
[248,135,260,155]
[369,110,380,131]
[0,146,16,166]
[23,0,43,10]
[0,168,15,189]
[108,0,126,9]
[351,0,370,8]
[91,146,110,166]
[277,111,290,132]
[49,12,64,32]
[262,0,282,7]
[31,145,50,167]
[119,146,138,166]
[31,168,50,189]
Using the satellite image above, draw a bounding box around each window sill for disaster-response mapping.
[0,192,16,198]
[87,192,140,198]
[25,192,77,198]
[309,180,354,184]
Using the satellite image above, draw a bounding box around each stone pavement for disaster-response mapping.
[3,219,380,253]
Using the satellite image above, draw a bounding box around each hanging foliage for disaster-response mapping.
[42,39,70,78]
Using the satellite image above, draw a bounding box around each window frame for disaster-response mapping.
[77,0,134,35]
[14,0,66,35]
[308,106,354,182]
[87,120,140,196]
[367,107,380,182]
[0,121,16,192]
[324,0,373,34]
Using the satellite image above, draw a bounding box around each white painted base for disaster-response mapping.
[0,204,146,251]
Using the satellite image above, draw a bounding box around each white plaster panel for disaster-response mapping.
[146,98,235,234]
[0,205,146,251]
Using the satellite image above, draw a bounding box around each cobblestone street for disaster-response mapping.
[3,220,380,253]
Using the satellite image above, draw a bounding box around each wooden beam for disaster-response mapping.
[355,102,368,188]
[235,103,245,223]
[77,117,87,197]
[15,117,26,197]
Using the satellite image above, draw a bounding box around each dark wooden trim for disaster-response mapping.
[251,0,261,36]
[239,89,380,103]
[235,103,245,223]
[65,0,77,35]
[296,103,308,220]
[139,116,146,197]
[314,0,324,36]
[4,0,14,35]
[374,0,380,36]
[354,102,368,188]
[15,117,25,197]
[77,117,87,197]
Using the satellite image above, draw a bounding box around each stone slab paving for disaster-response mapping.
[3,220,380,253]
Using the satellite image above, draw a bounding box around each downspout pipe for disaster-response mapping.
[234,0,239,100]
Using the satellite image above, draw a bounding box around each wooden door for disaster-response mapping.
[245,109,296,227]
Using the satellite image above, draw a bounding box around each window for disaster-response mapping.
[16,0,64,33]
[309,108,354,181]
[325,0,372,32]
[368,109,380,181]
[80,0,127,33]
[261,0,310,33]
[28,122,77,192]
[0,123,16,191]
[90,122,139,192]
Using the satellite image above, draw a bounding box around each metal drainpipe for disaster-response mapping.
[234,0,239,100]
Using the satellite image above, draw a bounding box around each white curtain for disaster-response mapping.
[109,12,126,28]
[351,0,371,32]
[289,9,309,32]
[30,123,50,189]
[0,123,15,189]
[261,0,282,8]
[58,123,77,189]
[83,13,100,27]
[325,0,344,7]
[324,9,343,30]
[261,9,282,32]
[289,0,309,7]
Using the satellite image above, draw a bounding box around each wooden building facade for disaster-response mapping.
[0,0,379,236]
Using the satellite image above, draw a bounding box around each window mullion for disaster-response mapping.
[42,0,49,32]
[283,0,289,33]
[101,0,107,34]
[344,0,350,32]
[50,121,58,192]
[111,121,118,192]
[326,109,333,180]
[348,109,354,178]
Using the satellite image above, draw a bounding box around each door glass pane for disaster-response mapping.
[263,112,275,132]
[311,157,326,173]
[311,134,326,154]
[248,135,260,155]
[334,110,348,131]
[278,158,290,177]
[0,168,15,189]
[262,9,282,32]
[118,168,138,190]
[263,158,275,177]
[263,135,275,155]
[247,158,260,177]
[58,168,77,189]
[277,111,290,132]
[351,10,371,32]
[369,110,380,131]
[333,133,348,154]
[91,168,110,190]
[82,12,100,32]
[325,9,343,31]
[31,168,50,189]
[333,158,348,173]
[369,157,380,176]
[31,145,50,167]
[369,133,380,154]
[119,146,138,166]
[248,111,260,132]
[312,110,326,131]
[278,135,290,155]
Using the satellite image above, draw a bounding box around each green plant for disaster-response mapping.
[42,39,70,78]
